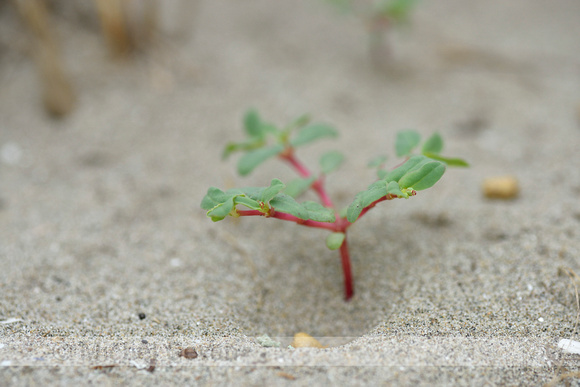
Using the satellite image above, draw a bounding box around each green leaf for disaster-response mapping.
[381,0,420,23]
[423,153,469,167]
[222,138,265,160]
[302,201,336,222]
[260,178,286,203]
[326,232,345,250]
[290,124,338,147]
[368,155,388,168]
[386,181,407,198]
[233,196,262,211]
[244,109,263,138]
[395,130,421,157]
[398,161,446,190]
[320,151,345,174]
[201,187,267,220]
[200,187,231,210]
[346,180,388,223]
[284,177,315,198]
[206,200,234,222]
[237,144,284,176]
[231,179,285,208]
[421,133,443,154]
[382,155,430,182]
[270,194,309,220]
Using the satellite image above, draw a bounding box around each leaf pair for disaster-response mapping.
[270,195,336,222]
[394,130,469,167]
[347,155,445,222]
[200,178,286,222]
[226,110,340,176]
[201,179,336,223]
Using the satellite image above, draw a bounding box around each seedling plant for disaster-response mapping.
[324,0,420,67]
[201,110,468,300]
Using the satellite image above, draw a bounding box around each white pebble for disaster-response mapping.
[538,317,544,322]
[527,284,533,291]
[0,318,21,324]
[170,258,182,267]
[559,339,580,354]
[1,142,22,165]
[0,360,12,367]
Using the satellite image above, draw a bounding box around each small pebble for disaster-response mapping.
[146,358,156,372]
[142,339,148,344]
[138,312,146,320]
[180,347,198,359]
[256,335,280,348]
[290,332,326,348]
[559,339,580,354]
[277,371,296,380]
[482,176,519,199]
[0,142,22,165]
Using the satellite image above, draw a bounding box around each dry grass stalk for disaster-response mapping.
[13,0,75,117]
[93,0,133,57]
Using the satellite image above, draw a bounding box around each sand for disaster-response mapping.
[1,0,580,385]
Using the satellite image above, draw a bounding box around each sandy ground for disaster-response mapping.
[1,0,580,385]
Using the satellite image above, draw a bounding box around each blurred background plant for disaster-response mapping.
[323,0,419,69]
[2,0,199,118]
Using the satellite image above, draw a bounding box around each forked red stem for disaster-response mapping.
[235,148,408,300]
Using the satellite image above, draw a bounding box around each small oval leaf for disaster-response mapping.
[382,155,429,183]
[237,144,284,176]
[261,178,286,203]
[290,124,338,147]
[284,177,315,198]
[326,232,346,250]
[421,133,443,154]
[398,161,446,191]
[395,130,421,157]
[320,150,345,174]
[201,187,229,210]
[244,109,263,138]
[206,199,235,222]
[302,201,336,223]
[346,181,387,223]
[269,194,309,220]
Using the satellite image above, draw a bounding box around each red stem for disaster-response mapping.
[340,236,354,301]
[237,210,338,231]
[237,148,412,300]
